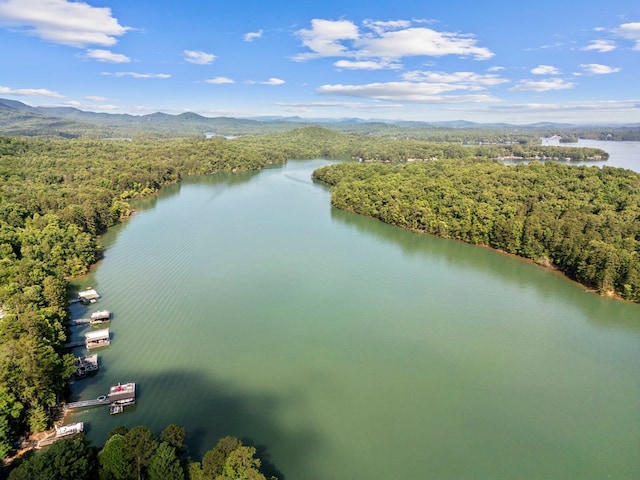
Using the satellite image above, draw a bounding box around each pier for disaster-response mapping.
[64,340,85,349]
[65,396,110,410]
[67,318,91,326]
[64,382,136,413]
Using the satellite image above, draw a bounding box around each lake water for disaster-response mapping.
[69,144,640,479]
[541,137,640,171]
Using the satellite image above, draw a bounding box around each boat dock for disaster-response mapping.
[65,382,136,413]
[85,328,110,350]
[77,288,100,304]
[75,354,98,378]
[90,310,110,323]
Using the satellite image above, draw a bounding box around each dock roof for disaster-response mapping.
[85,328,109,340]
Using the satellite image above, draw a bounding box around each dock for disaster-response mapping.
[64,340,85,349]
[85,328,110,350]
[77,288,100,304]
[65,382,136,413]
[75,354,98,378]
[67,318,91,326]
[90,310,110,323]
[65,396,110,410]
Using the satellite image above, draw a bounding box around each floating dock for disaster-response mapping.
[75,354,98,378]
[65,382,136,414]
[108,382,136,414]
[85,328,110,350]
[77,288,100,304]
[90,310,110,323]
[67,310,112,327]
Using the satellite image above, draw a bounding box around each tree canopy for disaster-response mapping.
[6,426,276,480]
[313,159,640,301]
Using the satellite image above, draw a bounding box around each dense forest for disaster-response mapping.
[312,160,640,301]
[0,126,618,463]
[7,423,277,480]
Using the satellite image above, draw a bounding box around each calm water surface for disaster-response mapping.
[70,154,640,479]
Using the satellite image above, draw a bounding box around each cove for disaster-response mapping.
[69,158,640,479]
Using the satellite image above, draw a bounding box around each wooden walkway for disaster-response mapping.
[68,318,91,326]
[64,340,85,349]
[65,397,110,410]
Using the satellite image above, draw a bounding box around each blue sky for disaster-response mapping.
[0,0,639,124]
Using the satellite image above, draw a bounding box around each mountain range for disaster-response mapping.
[1,98,638,139]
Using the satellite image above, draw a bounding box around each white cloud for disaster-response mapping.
[0,85,64,98]
[184,50,216,65]
[294,19,360,60]
[334,59,402,70]
[487,66,505,72]
[616,22,640,50]
[582,39,617,52]
[294,19,494,62]
[402,71,508,88]
[510,78,575,92]
[356,27,494,61]
[244,30,263,42]
[275,101,401,109]
[85,95,108,101]
[530,65,560,75]
[103,72,171,79]
[85,49,131,63]
[0,0,130,47]
[317,81,498,103]
[579,63,621,74]
[205,77,235,84]
[251,78,285,85]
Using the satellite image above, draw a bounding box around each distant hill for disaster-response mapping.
[1,98,639,140]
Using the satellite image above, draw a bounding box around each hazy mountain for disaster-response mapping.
[1,98,639,139]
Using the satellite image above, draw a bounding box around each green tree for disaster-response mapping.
[125,425,158,480]
[202,436,242,480]
[9,433,97,480]
[98,433,133,480]
[218,446,266,480]
[160,423,187,457]
[148,441,184,480]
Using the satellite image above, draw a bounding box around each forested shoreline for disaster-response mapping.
[312,159,640,302]
[0,126,621,468]
[8,423,278,480]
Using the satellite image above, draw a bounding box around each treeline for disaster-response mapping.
[538,127,640,142]
[7,423,277,480]
[313,159,640,301]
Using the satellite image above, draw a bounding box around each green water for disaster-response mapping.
[70,159,640,479]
